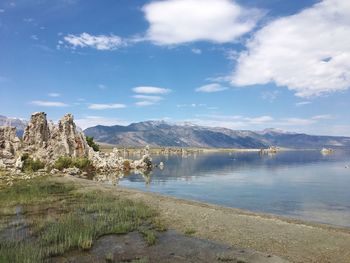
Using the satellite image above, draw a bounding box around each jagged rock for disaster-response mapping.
[0,159,6,169]
[132,154,152,169]
[63,167,81,176]
[51,114,89,158]
[158,161,164,170]
[23,112,50,148]
[0,126,21,168]
[50,168,60,175]
[15,156,23,170]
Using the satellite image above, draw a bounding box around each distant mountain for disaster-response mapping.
[0,115,27,137]
[84,121,350,149]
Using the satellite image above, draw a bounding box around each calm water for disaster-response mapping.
[117,150,350,227]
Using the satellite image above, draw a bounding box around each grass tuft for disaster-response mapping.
[184,228,196,236]
[139,228,157,246]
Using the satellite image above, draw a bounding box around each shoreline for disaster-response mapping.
[57,176,350,263]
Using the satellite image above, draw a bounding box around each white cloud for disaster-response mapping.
[31,100,68,107]
[31,35,38,40]
[195,83,228,93]
[186,114,334,132]
[135,101,157,106]
[132,88,170,106]
[143,0,262,45]
[76,116,129,130]
[247,116,274,124]
[177,103,206,108]
[48,93,61,97]
[311,114,333,120]
[132,86,171,94]
[133,95,163,102]
[296,101,312,106]
[232,0,350,97]
[88,103,126,110]
[0,9,5,13]
[133,95,163,107]
[63,33,125,50]
[191,48,202,54]
[277,118,316,126]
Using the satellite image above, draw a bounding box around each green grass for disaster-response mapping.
[0,177,74,207]
[0,177,157,262]
[139,228,157,246]
[184,228,196,236]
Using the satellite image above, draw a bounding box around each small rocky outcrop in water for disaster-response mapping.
[0,112,152,175]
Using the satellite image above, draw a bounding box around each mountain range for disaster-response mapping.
[1,115,349,149]
[84,121,350,149]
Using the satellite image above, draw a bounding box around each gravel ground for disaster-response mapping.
[57,176,350,263]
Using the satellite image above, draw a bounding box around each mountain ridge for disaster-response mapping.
[0,115,28,137]
[84,121,350,149]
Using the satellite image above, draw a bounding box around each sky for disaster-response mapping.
[0,0,350,136]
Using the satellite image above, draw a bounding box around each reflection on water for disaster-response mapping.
[93,169,152,185]
[96,149,350,227]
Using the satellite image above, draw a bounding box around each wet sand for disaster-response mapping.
[56,176,350,263]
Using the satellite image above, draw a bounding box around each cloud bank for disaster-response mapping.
[232,0,350,97]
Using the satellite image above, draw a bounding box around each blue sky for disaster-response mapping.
[0,0,349,136]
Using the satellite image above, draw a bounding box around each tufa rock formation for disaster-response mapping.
[0,112,152,174]
[22,112,90,163]
[0,126,21,169]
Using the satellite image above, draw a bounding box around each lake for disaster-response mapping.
[104,149,350,227]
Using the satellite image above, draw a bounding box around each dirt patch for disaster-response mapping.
[52,230,287,263]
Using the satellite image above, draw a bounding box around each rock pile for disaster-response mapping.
[0,112,152,175]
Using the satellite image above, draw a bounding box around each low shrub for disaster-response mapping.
[21,154,45,172]
[86,136,100,152]
[53,156,93,172]
[53,156,73,171]
[73,158,91,170]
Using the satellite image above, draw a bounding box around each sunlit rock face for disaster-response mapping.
[21,112,90,163]
[0,126,21,168]
[51,113,89,159]
[23,112,50,148]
